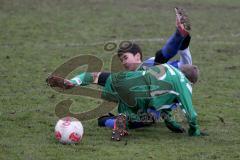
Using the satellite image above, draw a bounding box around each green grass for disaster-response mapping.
[1,0,240,159]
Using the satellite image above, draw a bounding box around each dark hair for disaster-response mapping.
[117,41,143,60]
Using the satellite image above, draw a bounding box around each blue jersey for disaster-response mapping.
[142,57,180,69]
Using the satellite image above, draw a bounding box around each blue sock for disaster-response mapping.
[105,119,115,129]
[161,29,185,59]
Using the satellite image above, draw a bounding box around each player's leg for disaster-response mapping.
[70,72,110,86]
[167,35,192,68]
[178,47,192,67]
[178,34,192,67]
[154,29,186,65]
[98,108,156,141]
[99,118,156,129]
[144,29,186,67]
[69,72,94,86]
[46,72,95,89]
[143,34,192,68]
[154,7,191,65]
[98,113,116,128]
[46,72,110,90]
[98,115,154,129]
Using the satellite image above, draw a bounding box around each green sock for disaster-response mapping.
[70,72,93,86]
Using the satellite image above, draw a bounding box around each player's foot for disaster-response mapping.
[111,114,128,141]
[175,7,191,37]
[46,75,75,89]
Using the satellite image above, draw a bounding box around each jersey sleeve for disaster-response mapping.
[176,81,201,136]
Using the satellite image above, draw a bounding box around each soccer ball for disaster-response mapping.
[54,117,84,144]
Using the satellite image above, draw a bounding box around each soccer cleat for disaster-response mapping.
[175,7,191,37]
[46,75,75,89]
[111,114,128,141]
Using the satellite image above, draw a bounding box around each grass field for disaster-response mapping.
[1,0,240,159]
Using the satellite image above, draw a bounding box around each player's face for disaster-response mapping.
[119,52,142,71]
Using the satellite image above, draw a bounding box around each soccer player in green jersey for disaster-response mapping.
[94,8,193,136]
[47,63,205,140]
[46,7,206,140]
[100,64,202,140]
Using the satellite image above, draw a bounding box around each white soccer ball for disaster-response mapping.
[54,117,84,144]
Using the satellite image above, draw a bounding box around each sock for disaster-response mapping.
[179,35,191,50]
[105,119,115,128]
[70,72,93,86]
[161,29,185,59]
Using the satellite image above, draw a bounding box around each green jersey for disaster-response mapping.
[102,64,200,134]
